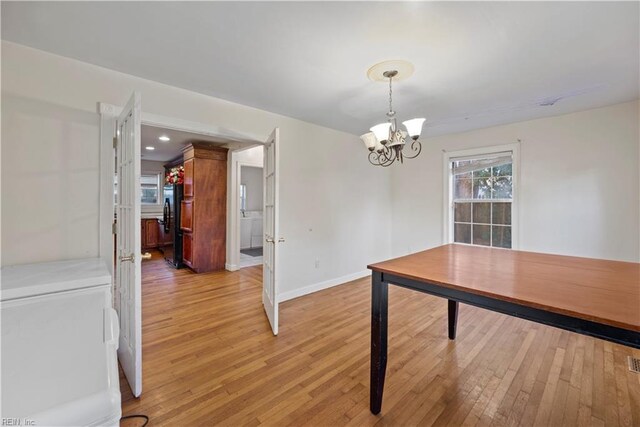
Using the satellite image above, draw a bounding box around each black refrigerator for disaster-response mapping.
[161,184,184,268]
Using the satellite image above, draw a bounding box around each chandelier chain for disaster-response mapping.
[388,76,393,115]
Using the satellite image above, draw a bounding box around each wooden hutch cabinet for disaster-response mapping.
[180,143,228,272]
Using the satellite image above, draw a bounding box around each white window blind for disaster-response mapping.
[452,153,512,176]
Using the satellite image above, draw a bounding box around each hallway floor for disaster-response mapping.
[239,250,263,268]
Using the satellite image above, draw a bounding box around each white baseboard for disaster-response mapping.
[278,270,371,303]
[225,263,239,271]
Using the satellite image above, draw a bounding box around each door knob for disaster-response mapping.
[141,252,152,260]
[265,237,275,243]
[120,254,134,262]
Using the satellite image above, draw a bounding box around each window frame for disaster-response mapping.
[140,173,162,206]
[442,142,520,249]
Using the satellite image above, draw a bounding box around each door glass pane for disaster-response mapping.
[114,174,118,205]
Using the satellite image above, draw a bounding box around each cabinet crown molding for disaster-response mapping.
[183,142,229,161]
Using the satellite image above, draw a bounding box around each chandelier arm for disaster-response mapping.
[377,145,387,160]
[379,146,392,163]
[379,146,396,166]
[368,151,383,166]
[379,157,395,167]
[402,139,422,159]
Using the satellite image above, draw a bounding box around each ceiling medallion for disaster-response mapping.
[361,60,425,167]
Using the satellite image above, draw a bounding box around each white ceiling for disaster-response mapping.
[2,2,638,137]
[141,125,228,162]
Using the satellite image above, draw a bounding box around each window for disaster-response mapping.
[113,173,163,205]
[239,184,247,211]
[141,174,160,204]
[445,146,518,249]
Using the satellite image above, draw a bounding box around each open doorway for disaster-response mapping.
[227,146,264,270]
[102,97,281,393]
[239,164,264,268]
[114,123,247,393]
[137,124,235,270]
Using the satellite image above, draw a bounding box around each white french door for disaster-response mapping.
[115,91,143,397]
[263,128,280,335]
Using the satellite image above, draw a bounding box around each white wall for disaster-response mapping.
[391,100,640,262]
[141,159,165,176]
[241,166,263,212]
[1,42,392,299]
[1,94,101,265]
[3,39,636,293]
[234,145,264,165]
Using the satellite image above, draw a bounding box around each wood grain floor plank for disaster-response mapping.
[119,251,640,426]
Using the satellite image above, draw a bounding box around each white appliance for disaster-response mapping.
[240,211,264,250]
[240,217,253,250]
[1,258,121,426]
[250,216,263,249]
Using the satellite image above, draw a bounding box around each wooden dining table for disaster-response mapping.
[367,244,640,415]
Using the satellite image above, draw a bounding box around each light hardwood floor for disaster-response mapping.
[120,251,640,426]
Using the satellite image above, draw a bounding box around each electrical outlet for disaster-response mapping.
[315,259,320,269]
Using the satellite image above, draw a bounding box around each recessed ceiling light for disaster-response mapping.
[159,135,170,142]
[145,146,155,151]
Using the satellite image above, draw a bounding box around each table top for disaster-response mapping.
[368,244,640,332]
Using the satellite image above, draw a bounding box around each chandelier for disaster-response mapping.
[360,61,425,167]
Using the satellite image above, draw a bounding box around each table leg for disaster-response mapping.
[370,271,388,415]
[448,300,459,340]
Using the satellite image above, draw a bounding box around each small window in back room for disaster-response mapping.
[450,153,513,248]
[240,184,247,211]
[140,174,160,204]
